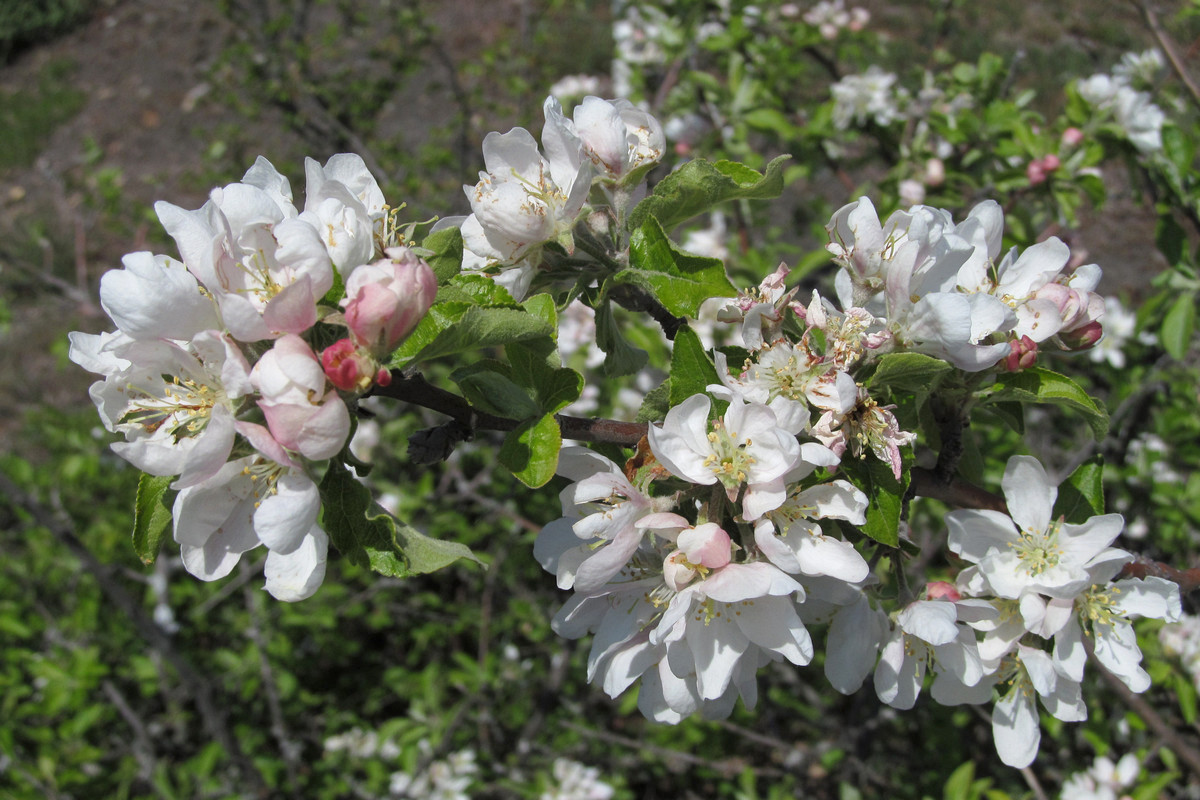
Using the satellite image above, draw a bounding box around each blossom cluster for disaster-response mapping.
[454,95,664,300]
[69,155,436,600]
[1077,49,1166,154]
[533,192,1179,768]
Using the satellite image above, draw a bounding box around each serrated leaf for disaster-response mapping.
[390,301,471,365]
[622,215,737,317]
[636,381,671,423]
[1053,455,1104,524]
[438,273,519,307]
[669,326,718,406]
[400,306,555,365]
[320,461,480,576]
[595,300,648,377]
[521,293,558,330]
[628,154,790,232]
[982,367,1108,438]
[867,353,955,393]
[508,342,582,414]
[421,226,464,282]
[132,473,174,565]
[451,361,540,419]
[499,413,562,487]
[1161,291,1196,361]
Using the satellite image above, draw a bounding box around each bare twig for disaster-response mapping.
[243,586,302,792]
[1086,637,1200,779]
[1131,0,1200,111]
[102,680,171,800]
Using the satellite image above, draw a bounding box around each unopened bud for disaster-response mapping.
[1004,335,1039,372]
[1062,127,1084,146]
[1042,154,1061,171]
[342,246,437,356]
[1026,160,1047,185]
[924,158,945,186]
[925,581,961,602]
[321,338,377,392]
[1059,320,1103,351]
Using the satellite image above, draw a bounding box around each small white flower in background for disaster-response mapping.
[1160,614,1200,690]
[682,211,729,261]
[390,745,478,800]
[1060,752,1140,800]
[540,757,615,800]
[898,179,925,207]
[803,0,869,39]
[548,74,605,104]
[831,67,904,130]
[1087,296,1141,368]
[1113,49,1164,88]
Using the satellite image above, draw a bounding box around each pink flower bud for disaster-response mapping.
[1062,127,1084,146]
[1004,335,1039,372]
[678,522,732,570]
[1042,153,1061,171]
[321,338,377,392]
[925,581,961,602]
[1059,320,1103,351]
[251,334,351,461]
[342,246,437,356]
[1026,160,1047,185]
[924,158,945,187]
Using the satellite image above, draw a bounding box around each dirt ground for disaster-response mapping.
[0,0,1173,450]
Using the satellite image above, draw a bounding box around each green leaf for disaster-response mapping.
[451,361,541,419]
[521,293,558,331]
[1161,291,1196,361]
[943,761,975,800]
[132,473,174,565]
[1162,124,1195,182]
[320,461,480,576]
[499,413,562,487]
[628,154,790,232]
[622,215,737,317]
[420,226,464,282]
[437,273,519,307]
[669,327,719,407]
[840,456,909,547]
[595,300,648,377]
[508,342,583,414]
[636,381,671,423]
[1053,456,1104,524]
[867,353,954,393]
[398,305,555,366]
[982,367,1109,438]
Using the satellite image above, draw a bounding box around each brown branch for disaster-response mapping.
[1131,0,1200,112]
[1086,636,1200,779]
[373,372,648,447]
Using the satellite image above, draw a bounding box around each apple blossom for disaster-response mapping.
[251,334,351,461]
[341,246,437,355]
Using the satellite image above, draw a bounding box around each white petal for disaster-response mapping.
[1001,456,1054,536]
[263,526,328,601]
[992,685,1041,768]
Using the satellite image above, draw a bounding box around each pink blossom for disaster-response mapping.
[251,334,351,461]
[342,246,437,355]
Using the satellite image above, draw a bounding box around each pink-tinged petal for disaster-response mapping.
[992,685,1041,768]
[1014,296,1064,343]
[1001,456,1054,535]
[997,237,1069,299]
[263,526,328,601]
[254,473,321,553]
[296,393,351,460]
[235,421,299,468]
[262,274,319,335]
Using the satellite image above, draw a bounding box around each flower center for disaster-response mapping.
[703,420,756,490]
[1011,518,1065,577]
